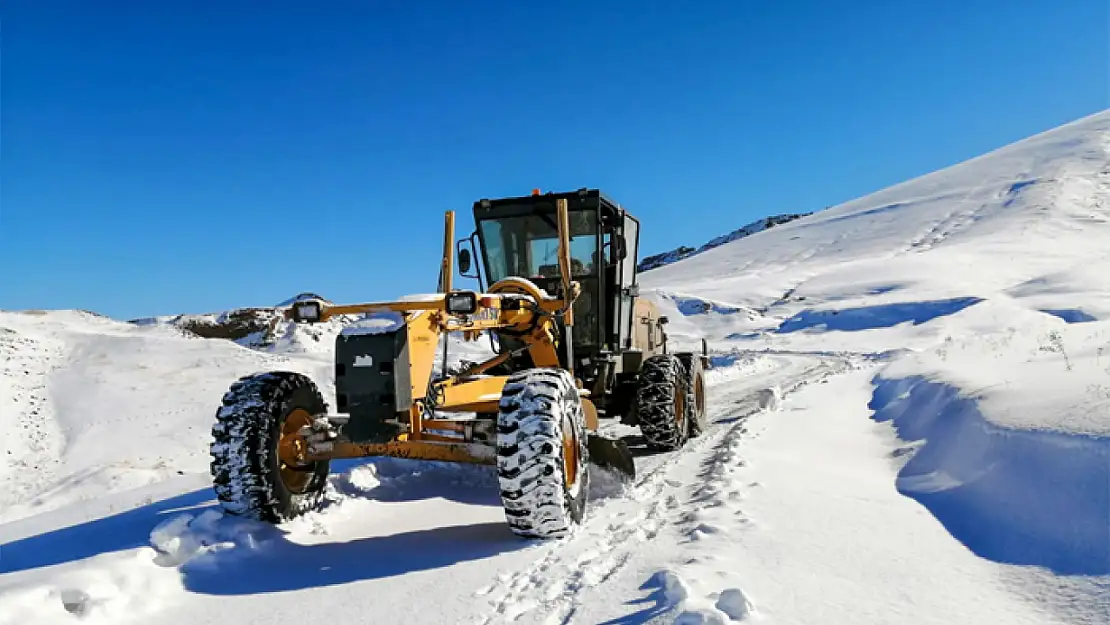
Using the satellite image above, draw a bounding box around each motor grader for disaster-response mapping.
[209,188,709,539]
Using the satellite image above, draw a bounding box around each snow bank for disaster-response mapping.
[877,310,1110,436]
[775,296,984,334]
[869,374,1110,575]
[1005,263,1110,321]
[862,310,1110,577]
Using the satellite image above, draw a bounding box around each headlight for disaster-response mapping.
[292,301,322,323]
[445,291,479,315]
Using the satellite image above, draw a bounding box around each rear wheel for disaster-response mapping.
[496,368,590,539]
[210,371,330,522]
[677,354,708,437]
[635,354,689,450]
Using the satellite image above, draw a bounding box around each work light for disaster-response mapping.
[293,301,322,323]
[445,291,479,315]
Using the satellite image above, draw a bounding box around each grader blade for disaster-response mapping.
[587,433,636,480]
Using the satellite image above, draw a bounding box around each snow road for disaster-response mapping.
[472,351,854,625]
[0,351,846,625]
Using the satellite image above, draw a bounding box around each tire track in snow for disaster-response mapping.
[471,352,861,624]
[472,436,706,625]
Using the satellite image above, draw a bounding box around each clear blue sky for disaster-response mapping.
[2,1,1106,319]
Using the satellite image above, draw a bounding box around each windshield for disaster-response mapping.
[478,210,599,283]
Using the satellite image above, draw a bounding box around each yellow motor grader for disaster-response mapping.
[209,188,708,539]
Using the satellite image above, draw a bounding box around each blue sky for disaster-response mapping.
[2,1,1107,319]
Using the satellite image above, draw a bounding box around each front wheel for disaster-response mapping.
[209,371,330,522]
[496,368,591,539]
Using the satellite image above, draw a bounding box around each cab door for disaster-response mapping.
[616,214,640,350]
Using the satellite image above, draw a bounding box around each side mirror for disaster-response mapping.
[458,248,472,274]
[659,315,669,325]
[456,234,481,280]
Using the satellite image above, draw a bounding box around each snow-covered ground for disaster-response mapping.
[0,311,334,525]
[3,109,1109,624]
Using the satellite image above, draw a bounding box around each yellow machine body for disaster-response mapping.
[278,199,607,469]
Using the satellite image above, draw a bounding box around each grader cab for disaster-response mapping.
[209,189,708,539]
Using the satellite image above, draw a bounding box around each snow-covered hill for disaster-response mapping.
[0,310,337,526]
[638,212,811,272]
[3,109,1110,625]
[635,109,1110,621]
[129,293,351,354]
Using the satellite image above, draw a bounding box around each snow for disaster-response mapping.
[338,311,406,336]
[714,588,753,621]
[3,109,1110,624]
[396,293,448,303]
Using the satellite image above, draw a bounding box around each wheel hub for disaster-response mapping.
[278,408,315,492]
[695,374,705,416]
[562,413,579,490]
[676,383,686,427]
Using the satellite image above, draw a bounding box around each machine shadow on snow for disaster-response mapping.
[0,488,218,576]
[181,521,526,595]
[776,297,983,334]
[869,375,1110,576]
[0,451,639,588]
[325,457,505,507]
[0,458,530,584]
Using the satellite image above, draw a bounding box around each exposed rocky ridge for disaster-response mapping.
[638,212,812,272]
[128,293,344,351]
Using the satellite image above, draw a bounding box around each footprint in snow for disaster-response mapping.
[674,608,730,624]
[672,587,755,623]
[60,588,92,616]
[715,587,754,620]
[686,523,725,541]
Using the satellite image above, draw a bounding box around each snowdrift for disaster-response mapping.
[870,374,1109,576]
